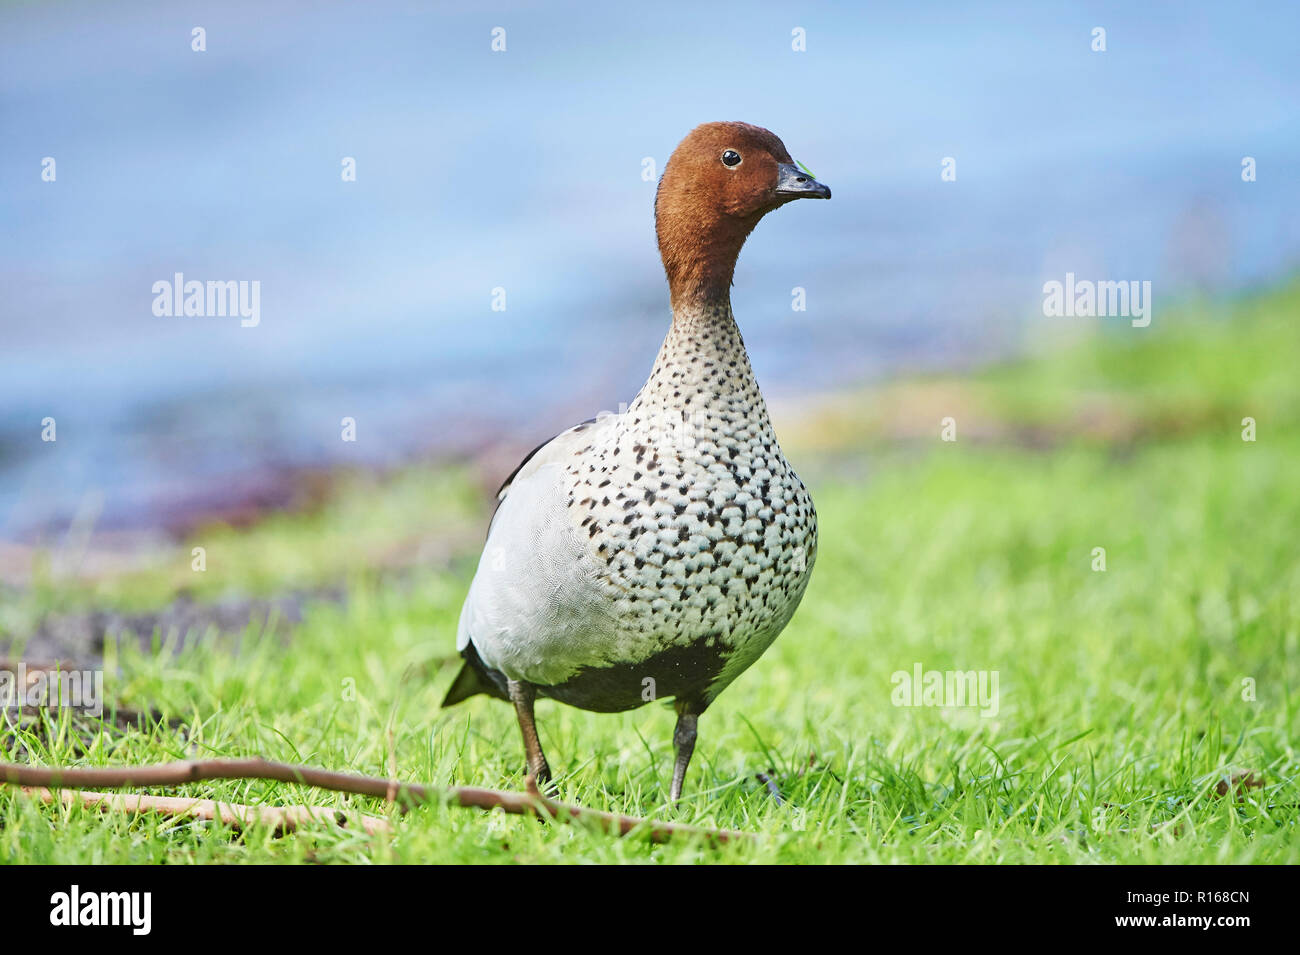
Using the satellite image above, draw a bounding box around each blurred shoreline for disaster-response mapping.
[2,274,1295,584]
[6,271,1296,544]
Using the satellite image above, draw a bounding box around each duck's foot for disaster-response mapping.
[524,771,559,802]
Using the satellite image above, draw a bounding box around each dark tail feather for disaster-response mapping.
[441,646,508,707]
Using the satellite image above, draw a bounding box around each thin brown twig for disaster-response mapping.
[22,786,392,835]
[0,758,750,844]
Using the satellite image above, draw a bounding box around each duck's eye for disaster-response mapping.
[721,149,742,167]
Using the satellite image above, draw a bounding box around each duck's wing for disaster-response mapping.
[452,414,624,688]
[487,416,598,528]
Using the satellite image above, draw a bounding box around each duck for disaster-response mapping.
[442,122,830,801]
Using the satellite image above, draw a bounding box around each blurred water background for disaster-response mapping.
[2,0,1297,537]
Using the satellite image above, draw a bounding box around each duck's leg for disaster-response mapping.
[507,679,553,791]
[670,700,701,802]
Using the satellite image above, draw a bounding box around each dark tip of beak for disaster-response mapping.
[776,162,831,199]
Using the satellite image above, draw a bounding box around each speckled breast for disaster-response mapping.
[548,307,817,710]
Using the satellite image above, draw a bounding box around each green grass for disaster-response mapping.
[2,283,1298,863]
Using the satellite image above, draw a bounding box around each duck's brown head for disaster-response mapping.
[655,121,830,311]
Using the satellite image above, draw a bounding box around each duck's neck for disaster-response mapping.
[635,203,771,420]
[629,299,770,426]
[658,209,758,315]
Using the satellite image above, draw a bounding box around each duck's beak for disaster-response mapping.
[776,163,831,199]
